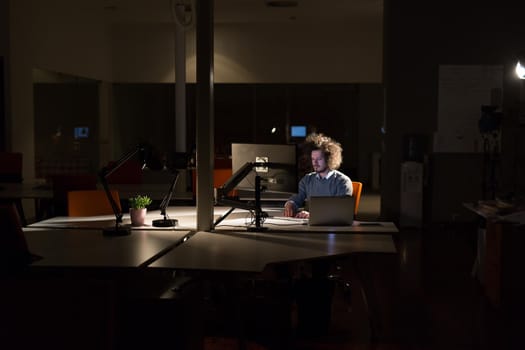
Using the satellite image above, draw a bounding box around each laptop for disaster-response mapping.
[308,196,355,226]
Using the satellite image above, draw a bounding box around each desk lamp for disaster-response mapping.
[98,145,147,236]
[152,171,180,227]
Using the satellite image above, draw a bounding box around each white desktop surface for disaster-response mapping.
[149,230,396,272]
[29,206,398,234]
[215,216,398,233]
[214,207,398,233]
[24,227,190,268]
[27,207,201,230]
[26,206,397,271]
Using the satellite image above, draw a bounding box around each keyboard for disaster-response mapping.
[270,216,309,224]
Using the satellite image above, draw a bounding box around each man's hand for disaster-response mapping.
[295,210,310,219]
[284,201,295,217]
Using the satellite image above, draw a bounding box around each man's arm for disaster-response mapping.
[284,176,309,217]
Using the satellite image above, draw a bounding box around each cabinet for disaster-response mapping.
[483,221,525,311]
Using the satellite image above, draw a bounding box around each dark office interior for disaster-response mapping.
[2,1,525,349]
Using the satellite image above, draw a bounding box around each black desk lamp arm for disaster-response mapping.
[98,145,145,225]
[99,171,123,224]
[159,171,180,219]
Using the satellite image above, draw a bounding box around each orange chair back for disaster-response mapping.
[352,181,363,215]
[192,168,237,198]
[67,190,121,216]
[50,174,98,216]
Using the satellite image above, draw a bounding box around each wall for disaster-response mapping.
[7,0,382,178]
[33,82,99,178]
[357,84,384,185]
[110,83,381,185]
[383,1,525,223]
[8,0,112,181]
[110,20,383,83]
[5,1,385,222]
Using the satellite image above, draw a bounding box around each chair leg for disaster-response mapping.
[14,199,27,226]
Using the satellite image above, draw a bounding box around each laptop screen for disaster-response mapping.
[308,196,355,226]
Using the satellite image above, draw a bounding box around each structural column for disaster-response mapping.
[195,0,214,231]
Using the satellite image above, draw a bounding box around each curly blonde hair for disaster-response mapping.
[304,133,343,170]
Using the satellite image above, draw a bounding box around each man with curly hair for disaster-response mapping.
[284,133,353,218]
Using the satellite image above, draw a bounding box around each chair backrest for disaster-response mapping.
[50,174,98,216]
[192,168,237,198]
[0,152,23,183]
[67,190,121,217]
[352,181,363,215]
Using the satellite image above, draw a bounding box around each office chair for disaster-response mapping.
[67,189,121,217]
[192,168,238,199]
[49,173,98,216]
[352,181,363,216]
[0,152,23,182]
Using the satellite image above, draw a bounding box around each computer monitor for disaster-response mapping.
[231,143,298,196]
[290,125,307,138]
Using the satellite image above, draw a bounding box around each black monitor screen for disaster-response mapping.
[231,143,297,195]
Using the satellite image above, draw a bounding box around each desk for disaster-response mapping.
[464,202,525,310]
[24,227,191,268]
[0,182,52,225]
[23,206,397,345]
[0,182,193,225]
[27,206,397,272]
[27,206,204,230]
[146,210,396,342]
[150,230,396,272]
[0,182,53,199]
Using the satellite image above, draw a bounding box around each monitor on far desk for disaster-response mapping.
[231,143,298,200]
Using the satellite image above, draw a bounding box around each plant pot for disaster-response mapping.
[130,208,147,227]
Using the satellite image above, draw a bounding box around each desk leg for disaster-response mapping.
[351,253,399,343]
[472,225,486,284]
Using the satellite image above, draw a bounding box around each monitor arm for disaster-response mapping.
[213,161,291,230]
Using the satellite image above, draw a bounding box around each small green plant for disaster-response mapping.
[129,194,152,209]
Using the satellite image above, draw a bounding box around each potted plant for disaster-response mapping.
[129,194,152,227]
